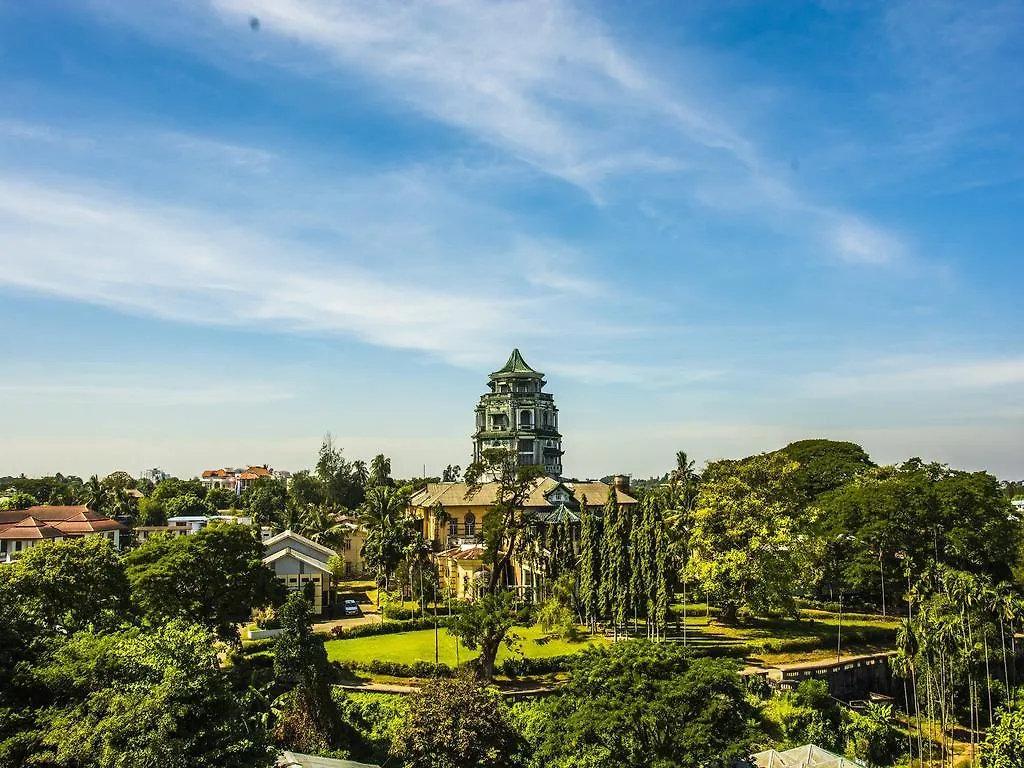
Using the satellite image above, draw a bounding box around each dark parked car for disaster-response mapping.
[343,598,361,617]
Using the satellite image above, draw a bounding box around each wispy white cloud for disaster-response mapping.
[91,0,905,266]
[159,132,277,170]
[0,171,633,370]
[805,356,1024,397]
[0,381,292,406]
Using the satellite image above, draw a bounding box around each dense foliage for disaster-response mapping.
[519,641,757,767]
[393,675,524,768]
[124,524,283,642]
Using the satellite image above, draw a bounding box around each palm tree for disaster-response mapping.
[359,485,413,598]
[673,450,696,484]
[359,485,409,529]
[301,505,349,550]
[369,454,393,488]
[109,486,137,522]
[80,475,106,512]
[352,460,369,488]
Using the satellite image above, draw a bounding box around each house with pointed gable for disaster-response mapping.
[263,530,334,614]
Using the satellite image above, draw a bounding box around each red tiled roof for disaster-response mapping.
[0,506,127,539]
[0,516,65,540]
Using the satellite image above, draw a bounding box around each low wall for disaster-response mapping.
[247,628,284,640]
[772,653,896,701]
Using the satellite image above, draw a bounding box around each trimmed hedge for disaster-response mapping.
[499,654,573,677]
[339,659,455,678]
[240,637,278,655]
[330,617,453,639]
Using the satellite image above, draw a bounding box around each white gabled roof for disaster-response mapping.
[751,745,865,768]
[263,529,335,558]
[263,547,333,574]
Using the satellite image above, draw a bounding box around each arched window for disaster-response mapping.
[464,512,476,536]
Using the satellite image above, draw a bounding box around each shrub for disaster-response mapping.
[252,606,280,630]
[499,654,573,677]
[241,637,278,655]
[338,659,454,678]
[330,617,453,639]
[382,605,419,621]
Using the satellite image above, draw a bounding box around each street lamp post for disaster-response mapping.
[879,547,886,617]
[836,592,843,664]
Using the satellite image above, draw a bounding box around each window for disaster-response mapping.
[449,517,458,536]
[519,410,532,426]
[464,513,476,536]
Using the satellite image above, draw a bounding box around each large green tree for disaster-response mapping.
[272,592,352,755]
[124,524,282,641]
[28,620,273,768]
[815,460,1020,605]
[777,439,874,504]
[241,477,287,527]
[393,674,524,768]
[521,641,757,767]
[687,452,805,623]
[6,537,129,633]
[577,494,602,631]
[359,486,415,592]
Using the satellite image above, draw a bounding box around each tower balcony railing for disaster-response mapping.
[446,534,482,549]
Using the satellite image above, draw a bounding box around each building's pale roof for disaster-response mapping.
[410,477,636,510]
[751,745,865,768]
[438,544,487,561]
[263,529,336,558]
[263,547,333,574]
[277,751,380,768]
[536,503,581,524]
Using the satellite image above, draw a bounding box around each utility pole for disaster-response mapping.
[836,592,843,664]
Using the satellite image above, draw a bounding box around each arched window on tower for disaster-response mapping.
[464,512,476,537]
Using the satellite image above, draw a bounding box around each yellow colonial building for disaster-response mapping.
[410,476,637,600]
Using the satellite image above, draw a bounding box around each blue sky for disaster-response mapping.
[1,0,1022,481]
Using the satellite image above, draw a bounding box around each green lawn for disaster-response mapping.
[325,624,608,667]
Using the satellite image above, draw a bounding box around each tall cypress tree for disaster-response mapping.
[578,495,601,631]
[653,510,669,641]
[602,487,632,634]
[630,498,652,628]
[548,523,562,581]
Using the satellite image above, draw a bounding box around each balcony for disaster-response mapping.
[446,534,482,549]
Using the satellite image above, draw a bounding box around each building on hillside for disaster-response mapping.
[472,349,563,477]
[411,476,636,599]
[200,465,283,494]
[141,468,169,484]
[334,515,367,577]
[0,506,127,564]
[133,514,254,544]
[263,530,334,614]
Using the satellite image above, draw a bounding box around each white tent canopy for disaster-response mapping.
[751,745,865,768]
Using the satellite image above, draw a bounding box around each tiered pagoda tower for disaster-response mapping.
[472,349,563,477]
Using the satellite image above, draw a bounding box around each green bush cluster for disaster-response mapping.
[330,616,453,639]
[339,659,455,678]
[499,654,573,677]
